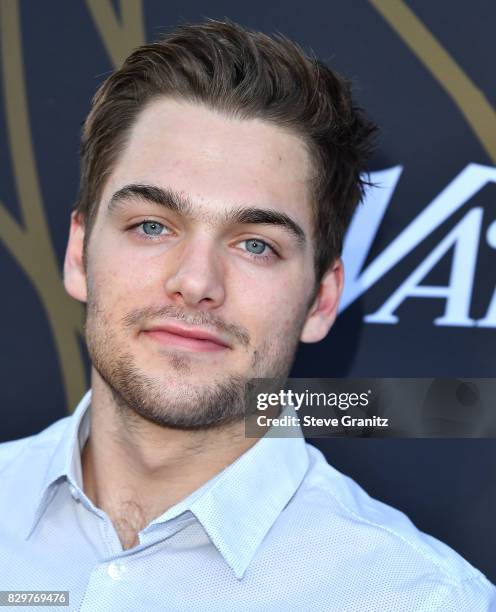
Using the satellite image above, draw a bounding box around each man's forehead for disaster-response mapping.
[99,98,315,229]
[117,98,312,182]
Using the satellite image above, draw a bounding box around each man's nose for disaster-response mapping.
[164,236,226,309]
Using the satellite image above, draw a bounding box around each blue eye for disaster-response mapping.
[239,239,279,263]
[245,239,268,255]
[141,221,166,236]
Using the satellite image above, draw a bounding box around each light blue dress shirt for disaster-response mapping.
[0,390,494,611]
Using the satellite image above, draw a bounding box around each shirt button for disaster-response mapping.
[107,561,125,580]
[68,484,79,501]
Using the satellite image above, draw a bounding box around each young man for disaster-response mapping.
[0,19,494,611]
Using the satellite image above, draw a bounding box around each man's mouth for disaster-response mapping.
[142,322,232,353]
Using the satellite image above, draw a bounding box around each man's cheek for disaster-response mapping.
[278,299,309,339]
[88,278,127,329]
[257,304,296,340]
[94,263,137,301]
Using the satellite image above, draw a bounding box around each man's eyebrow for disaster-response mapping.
[108,183,306,245]
[107,184,194,216]
[226,206,306,245]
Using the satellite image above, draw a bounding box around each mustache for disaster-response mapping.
[121,304,250,347]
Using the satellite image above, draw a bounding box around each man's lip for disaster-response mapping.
[143,323,232,348]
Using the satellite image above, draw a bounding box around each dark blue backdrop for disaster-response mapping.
[0,0,494,582]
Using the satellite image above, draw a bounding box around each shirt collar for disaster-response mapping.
[187,416,309,579]
[25,389,92,539]
[26,390,309,580]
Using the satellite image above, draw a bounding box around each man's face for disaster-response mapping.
[66,98,340,429]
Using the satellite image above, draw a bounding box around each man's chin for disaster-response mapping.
[135,344,237,377]
[104,372,250,430]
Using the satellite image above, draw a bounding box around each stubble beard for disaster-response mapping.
[84,292,307,431]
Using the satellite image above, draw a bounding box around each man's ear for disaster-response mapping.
[63,211,88,303]
[300,258,344,343]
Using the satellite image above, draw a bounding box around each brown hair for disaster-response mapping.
[75,18,377,283]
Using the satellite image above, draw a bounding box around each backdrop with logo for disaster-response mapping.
[0,1,494,581]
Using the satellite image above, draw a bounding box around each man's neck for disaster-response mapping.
[81,377,257,550]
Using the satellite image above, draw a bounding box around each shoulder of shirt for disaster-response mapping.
[297,442,495,593]
[0,415,72,476]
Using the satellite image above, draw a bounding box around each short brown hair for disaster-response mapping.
[75,18,377,283]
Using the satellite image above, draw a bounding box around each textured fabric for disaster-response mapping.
[0,390,494,611]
